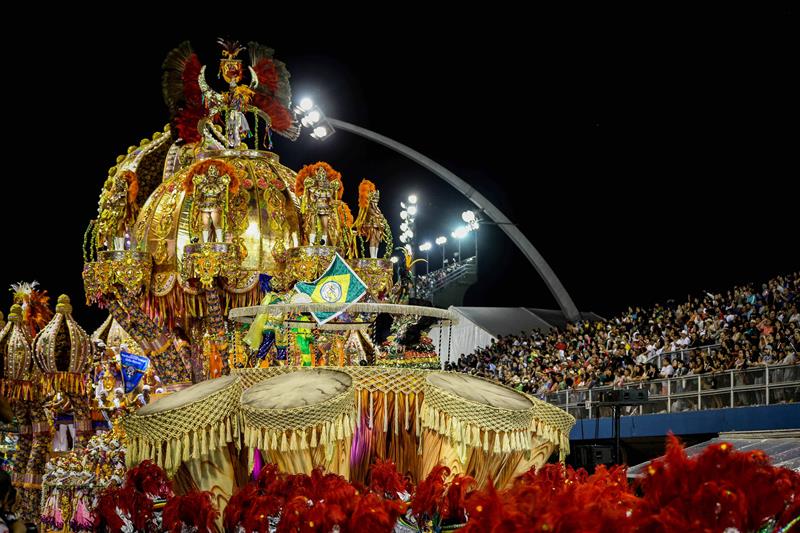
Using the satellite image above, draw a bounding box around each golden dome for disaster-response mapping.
[135,149,302,288]
[3,303,33,381]
[32,295,90,374]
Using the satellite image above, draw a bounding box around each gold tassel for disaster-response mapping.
[299,429,308,450]
[404,394,410,431]
[225,416,232,443]
[182,433,190,463]
[311,426,318,448]
[482,430,489,453]
[258,428,266,451]
[200,428,209,457]
[415,394,420,435]
[163,440,173,473]
[383,395,388,433]
[320,423,329,446]
[271,430,278,450]
[337,416,344,441]
[394,394,399,435]
[471,425,480,448]
[502,432,511,454]
[289,431,298,450]
[280,431,289,452]
[209,425,217,452]
[369,391,374,429]
[356,390,362,428]
[493,432,501,454]
[173,438,182,470]
[192,430,200,459]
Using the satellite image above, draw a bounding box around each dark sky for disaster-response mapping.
[3,8,796,331]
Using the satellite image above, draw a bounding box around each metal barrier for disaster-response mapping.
[542,364,800,419]
[644,344,722,368]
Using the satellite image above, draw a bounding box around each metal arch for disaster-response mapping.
[327,118,581,322]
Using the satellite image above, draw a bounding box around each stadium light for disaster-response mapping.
[295,99,336,141]
[419,242,432,252]
[390,256,399,264]
[298,97,314,111]
[462,210,476,223]
[408,194,418,204]
[407,205,418,216]
[435,236,447,246]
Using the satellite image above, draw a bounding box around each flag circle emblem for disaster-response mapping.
[320,280,343,303]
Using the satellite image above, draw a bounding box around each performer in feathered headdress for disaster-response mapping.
[9,281,53,339]
[162,39,299,149]
[354,179,389,259]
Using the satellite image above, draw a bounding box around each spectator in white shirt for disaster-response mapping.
[660,360,675,378]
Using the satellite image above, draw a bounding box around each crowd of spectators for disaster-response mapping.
[416,256,475,300]
[446,272,800,397]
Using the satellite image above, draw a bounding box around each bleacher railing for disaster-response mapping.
[541,364,800,419]
[417,257,477,298]
[644,343,722,368]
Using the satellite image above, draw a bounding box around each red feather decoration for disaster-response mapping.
[124,459,174,500]
[253,59,279,94]
[442,474,475,523]
[93,486,154,532]
[411,465,450,520]
[162,491,218,533]
[369,459,410,497]
[347,493,407,533]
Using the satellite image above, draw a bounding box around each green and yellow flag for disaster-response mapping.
[294,253,367,324]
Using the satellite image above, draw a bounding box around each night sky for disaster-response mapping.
[4,8,796,331]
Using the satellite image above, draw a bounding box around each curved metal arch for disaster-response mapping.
[328,118,581,322]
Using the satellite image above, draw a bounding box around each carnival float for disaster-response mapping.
[0,38,796,532]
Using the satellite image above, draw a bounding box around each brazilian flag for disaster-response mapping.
[295,253,367,324]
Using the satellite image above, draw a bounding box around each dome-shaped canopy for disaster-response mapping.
[2,304,33,382]
[33,295,90,374]
[135,150,302,291]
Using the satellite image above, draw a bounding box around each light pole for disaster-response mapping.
[419,242,432,274]
[462,210,480,266]
[451,226,468,263]
[293,101,581,321]
[435,236,447,268]
[399,194,418,276]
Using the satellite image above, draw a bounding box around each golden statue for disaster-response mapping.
[355,179,388,258]
[183,160,240,243]
[301,165,341,247]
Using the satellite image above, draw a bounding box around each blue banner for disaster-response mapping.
[120,350,150,393]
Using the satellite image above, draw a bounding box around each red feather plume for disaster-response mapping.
[347,493,407,533]
[162,491,218,533]
[93,486,154,532]
[124,459,174,500]
[411,465,450,520]
[369,459,410,497]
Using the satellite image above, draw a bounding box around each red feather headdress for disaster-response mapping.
[294,161,343,199]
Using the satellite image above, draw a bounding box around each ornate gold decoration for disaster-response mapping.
[152,184,180,265]
[181,243,240,289]
[97,250,152,294]
[285,246,335,284]
[349,258,393,301]
[84,251,151,300]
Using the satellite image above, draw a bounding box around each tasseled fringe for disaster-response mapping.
[129,414,240,475]
[420,404,544,456]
